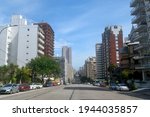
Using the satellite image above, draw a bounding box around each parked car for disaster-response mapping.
[43,82,53,87]
[116,84,129,91]
[109,83,117,90]
[93,81,100,86]
[100,82,106,87]
[18,84,30,91]
[0,84,19,94]
[35,83,43,89]
[29,83,37,90]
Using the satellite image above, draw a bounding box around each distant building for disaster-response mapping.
[54,56,65,84]
[95,43,104,79]
[102,25,123,79]
[85,57,96,80]
[62,46,73,84]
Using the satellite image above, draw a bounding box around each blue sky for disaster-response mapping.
[0,0,132,70]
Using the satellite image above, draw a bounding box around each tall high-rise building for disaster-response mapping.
[0,15,54,67]
[130,0,150,81]
[102,25,123,79]
[62,46,72,64]
[35,23,54,57]
[62,46,73,84]
[95,43,104,79]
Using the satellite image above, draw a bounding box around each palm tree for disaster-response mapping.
[16,67,32,83]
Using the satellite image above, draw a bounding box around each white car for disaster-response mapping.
[36,83,43,89]
[116,84,129,91]
[29,83,37,90]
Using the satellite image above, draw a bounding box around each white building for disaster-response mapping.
[62,46,73,84]
[0,15,45,67]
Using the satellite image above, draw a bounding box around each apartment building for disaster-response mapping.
[0,15,47,67]
[85,57,97,80]
[102,25,123,79]
[35,23,54,57]
[130,0,150,81]
[95,43,104,79]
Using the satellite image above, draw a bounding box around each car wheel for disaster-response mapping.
[10,90,13,94]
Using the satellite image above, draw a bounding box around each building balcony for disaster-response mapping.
[38,38,45,44]
[131,4,145,15]
[130,0,138,7]
[38,32,45,39]
[134,43,149,51]
[133,24,147,32]
[132,14,146,24]
[133,32,148,41]
[133,54,150,60]
[38,44,44,50]
[146,4,150,11]
[38,49,44,55]
[135,64,150,70]
[133,55,144,60]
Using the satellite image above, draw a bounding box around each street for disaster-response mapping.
[0,84,146,100]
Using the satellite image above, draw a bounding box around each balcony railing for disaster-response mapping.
[132,14,146,24]
[130,0,137,7]
[133,32,148,41]
[38,50,44,55]
[38,38,45,44]
[146,4,150,11]
[131,3,145,15]
[38,44,44,50]
[134,24,147,32]
[135,64,150,70]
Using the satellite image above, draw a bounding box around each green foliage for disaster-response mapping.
[121,69,130,79]
[0,64,18,83]
[16,67,31,83]
[0,56,61,84]
[27,56,61,81]
[108,64,117,73]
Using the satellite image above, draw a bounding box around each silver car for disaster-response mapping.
[0,84,19,94]
[116,84,129,91]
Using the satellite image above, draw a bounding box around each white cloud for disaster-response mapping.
[57,8,96,35]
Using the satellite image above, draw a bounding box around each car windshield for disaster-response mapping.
[119,84,126,86]
[4,84,12,87]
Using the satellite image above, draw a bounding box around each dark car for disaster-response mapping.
[43,82,53,87]
[109,83,117,90]
[18,84,30,91]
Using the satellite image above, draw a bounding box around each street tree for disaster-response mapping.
[26,56,61,83]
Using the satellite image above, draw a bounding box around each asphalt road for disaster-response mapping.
[0,84,146,100]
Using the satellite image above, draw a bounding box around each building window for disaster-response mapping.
[27,40,29,42]
[27,35,29,36]
[26,46,29,48]
[26,53,29,55]
[27,29,30,31]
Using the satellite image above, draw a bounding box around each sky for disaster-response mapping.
[0,0,132,70]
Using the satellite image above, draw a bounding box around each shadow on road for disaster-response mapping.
[119,91,150,100]
[64,86,110,91]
